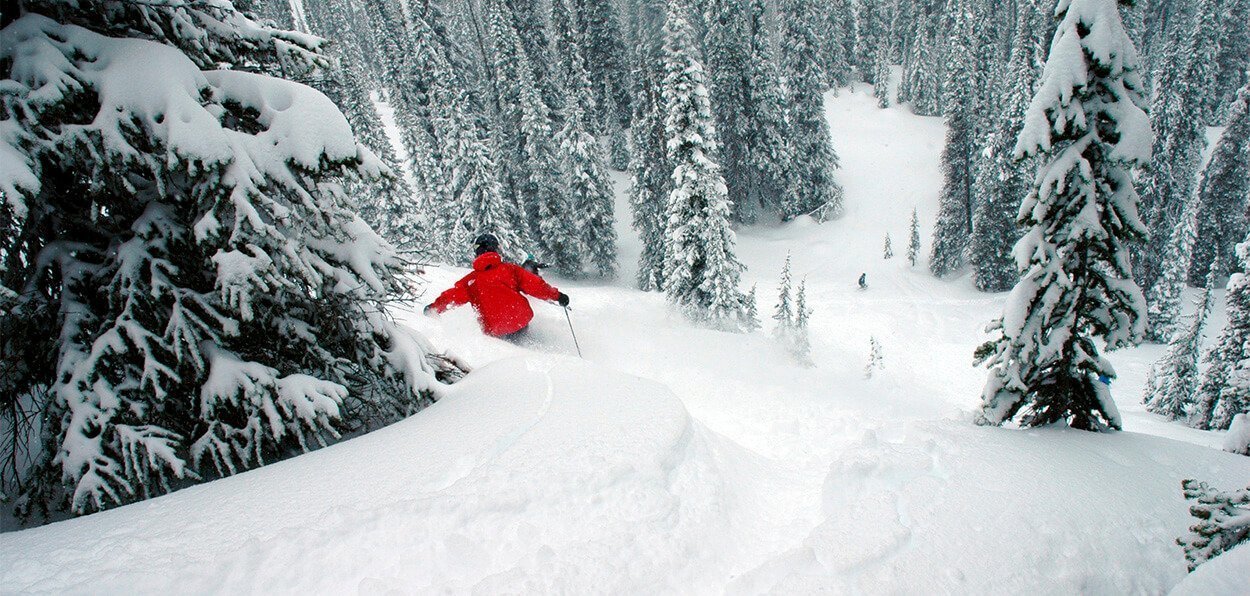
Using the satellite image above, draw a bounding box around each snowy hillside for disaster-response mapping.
[3,87,1248,594]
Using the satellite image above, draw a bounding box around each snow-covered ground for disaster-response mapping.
[3,87,1248,594]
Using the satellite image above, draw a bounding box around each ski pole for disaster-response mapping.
[563,306,583,358]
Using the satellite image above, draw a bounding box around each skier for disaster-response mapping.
[858,273,868,290]
[425,234,570,341]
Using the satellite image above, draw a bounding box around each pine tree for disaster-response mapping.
[900,0,945,116]
[740,0,795,220]
[792,279,814,366]
[659,0,748,329]
[1135,0,1218,294]
[1191,233,1250,431]
[1178,480,1250,571]
[1189,80,1250,284]
[883,234,895,259]
[576,0,632,131]
[975,0,1150,432]
[1143,270,1218,420]
[900,209,919,268]
[865,336,884,378]
[929,3,976,278]
[873,49,892,108]
[1210,0,1250,124]
[552,0,618,277]
[628,0,671,291]
[0,0,459,519]
[703,0,753,222]
[608,126,631,171]
[969,0,1046,293]
[823,0,856,90]
[1144,191,1203,342]
[773,254,795,336]
[853,0,886,84]
[486,0,581,274]
[781,0,845,221]
[742,285,762,333]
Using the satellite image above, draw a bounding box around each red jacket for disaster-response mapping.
[430,252,561,336]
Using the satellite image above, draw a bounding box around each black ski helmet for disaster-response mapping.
[473,233,500,256]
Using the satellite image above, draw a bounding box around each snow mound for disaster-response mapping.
[1171,541,1250,596]
[728,422,1250,594]
[0,357,794,593]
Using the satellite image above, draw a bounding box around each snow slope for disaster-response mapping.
[3,85,1248,593]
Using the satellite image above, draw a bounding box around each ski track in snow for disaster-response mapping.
[3,86,1249,594]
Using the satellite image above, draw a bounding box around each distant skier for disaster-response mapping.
[858,273,868,290]
[425,234,569,341]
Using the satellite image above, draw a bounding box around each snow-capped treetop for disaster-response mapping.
[1017,0,1150,165]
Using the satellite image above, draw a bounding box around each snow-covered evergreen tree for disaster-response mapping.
[628,0,671,291]
[853,0,886,84]
[1134,0,1218,294]
[865,336,884,378]
[899,0,945,117]
[872,49,892,108]
[1144,191,1203,342]
[1191,233,1250,431]
[608,126,631,171]
[576,0,632,132]
[1189,80,1250,284]
[969,0,1046,293]
[773,254,795,336]
[1211,0,1250,124]
[739,0,794,221]
[486,0,581,274]
[0,0,459,519]
[742,285,762,333]
[552,0,617,277]
[792,280,814,366]
[1178,480,1250,571]
[908,207,922,267]
[975,0,1150,432]
[781,0,844,221]
[823,0,856,90]
[883,234,895,259]
[1143,270,1218,420]
[659,0,748,329]
[703,0,753,222]
[929,3,976,279]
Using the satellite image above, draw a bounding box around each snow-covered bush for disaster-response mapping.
[1178,479,1250,571]
[1224,414,1250,456]
[0,1,460,521]
[1191,234,1250,430]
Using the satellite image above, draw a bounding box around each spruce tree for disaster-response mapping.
[1143,270,1218,420]
[628,0,671,291]
[659,0,748,329]
[742,285,762,333]
[908,207,922,267]
[865,336,884,378]
[576,0,632,131]
[0,0,459,519]
[929,3,976,279]
[1135,0,1218,293]
[1144,191,1203,342]
[969,0,1045,293]
[1178,480,1250,571]
[1189,80,1250,284]
[486,0,581,273]
[552,0,618,277]
[703,0,753,222]
[781,0,844,221]
[1191,232,1250,431]
[792,280,814,366]
[1211,0,1250,124]
[773,254,795,337]
[975,0,1150,432]
[883,234,895,259]
[823,0,856,90]
[740,0,794,220]
[853,0,886,84]
[873,49,892,108]
[900,0,945,117]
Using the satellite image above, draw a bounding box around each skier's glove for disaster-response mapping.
[557,293,570,307]
[423,304,436,316]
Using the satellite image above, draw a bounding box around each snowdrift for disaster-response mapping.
[0,357,797,593]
